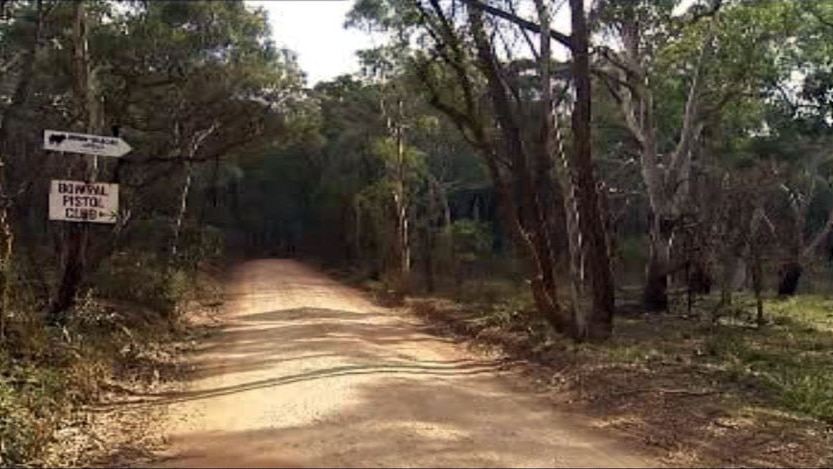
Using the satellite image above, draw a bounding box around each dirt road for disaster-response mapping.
[149,259,657,468]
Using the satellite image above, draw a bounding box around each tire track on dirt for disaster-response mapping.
[147,259,657,468]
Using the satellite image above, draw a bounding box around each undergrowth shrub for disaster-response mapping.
[0,333,73,467]
[0,236,220,466]
[767,370,833,422]
[91,251,195,315]
[0,298,190,466]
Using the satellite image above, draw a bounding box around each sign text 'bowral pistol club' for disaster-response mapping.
[42,129,130,225]
[48,180,119,224]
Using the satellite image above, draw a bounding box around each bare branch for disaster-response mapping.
[592,65,638,94]
[459,0,573,50]
[512,1,540,61]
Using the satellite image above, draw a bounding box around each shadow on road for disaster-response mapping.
[134,260,655,468]
[110,307,504,408]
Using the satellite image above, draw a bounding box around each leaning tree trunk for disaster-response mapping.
[171,162,192,259]
[469,6,569,333]
[549,103,585,334]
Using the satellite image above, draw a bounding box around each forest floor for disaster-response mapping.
[123,259,659,467]
[57,290,225,467]
[1,293,221,467]
[408,284,833,467]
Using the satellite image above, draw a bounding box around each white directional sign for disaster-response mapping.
[43,130,131,157]
[49,180,119,224]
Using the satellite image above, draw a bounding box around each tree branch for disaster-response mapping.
[459,0,573,50]
[805,3,833,30]
[669,26,713,176]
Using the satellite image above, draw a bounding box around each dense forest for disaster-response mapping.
[2,0,833,466]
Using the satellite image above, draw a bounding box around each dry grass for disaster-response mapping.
[407,285,833,468]
[0,262,224,467]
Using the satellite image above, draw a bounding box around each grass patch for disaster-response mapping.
[409,284,833,467]
[767,371,833,422]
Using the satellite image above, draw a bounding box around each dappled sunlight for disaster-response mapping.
[145,260,656,468]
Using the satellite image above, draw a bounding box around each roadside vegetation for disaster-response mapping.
[4,0,833,467]
[0,274,219,466]
[0,2,299,466]
[406,281,833,467]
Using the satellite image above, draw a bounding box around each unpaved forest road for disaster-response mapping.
[150,259,657,468]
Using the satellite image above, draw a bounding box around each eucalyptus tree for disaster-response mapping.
[349,0,615,339]
[593,0,797,310]
[0,0,307,318]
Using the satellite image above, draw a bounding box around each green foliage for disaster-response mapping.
[697,295,833,421]
[372,137,426,178]
[450,220,493,263]
[0,353,69,467]
[767,370,833,421]
[0,274,207,467]
[92,251,190,315]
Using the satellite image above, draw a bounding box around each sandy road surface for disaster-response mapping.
[149,259,657,468]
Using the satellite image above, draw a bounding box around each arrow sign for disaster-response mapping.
[43,130,131,157]
[49,180,119,224]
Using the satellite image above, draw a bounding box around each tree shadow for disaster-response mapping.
[121,299,655,467]
[98,306,501,411]
[148,377,653,468]
[184,307,463,381]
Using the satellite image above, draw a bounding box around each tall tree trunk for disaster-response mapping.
[602,10,710,313]
[751,243,764,326]
[51,0,93,321]
[556,124,586,333]
[568,0,615,339]
[644,218,672,312]
[394,193,410,293]
[390,99,410,295]
[422,227,435,293]
[422,177,442,293]
[0,0,43,338]
[777,205,833,296]
[468,6,567,332]
[353,198,363,266]
[536,0,586,335]
[0,208,12,340]
[170,123,217,262]
[778,194,807,296]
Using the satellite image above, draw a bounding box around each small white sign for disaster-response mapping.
[49,180,119,224]
[43,130,132,157]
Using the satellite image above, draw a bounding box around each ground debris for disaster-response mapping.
[407,296,833,468]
